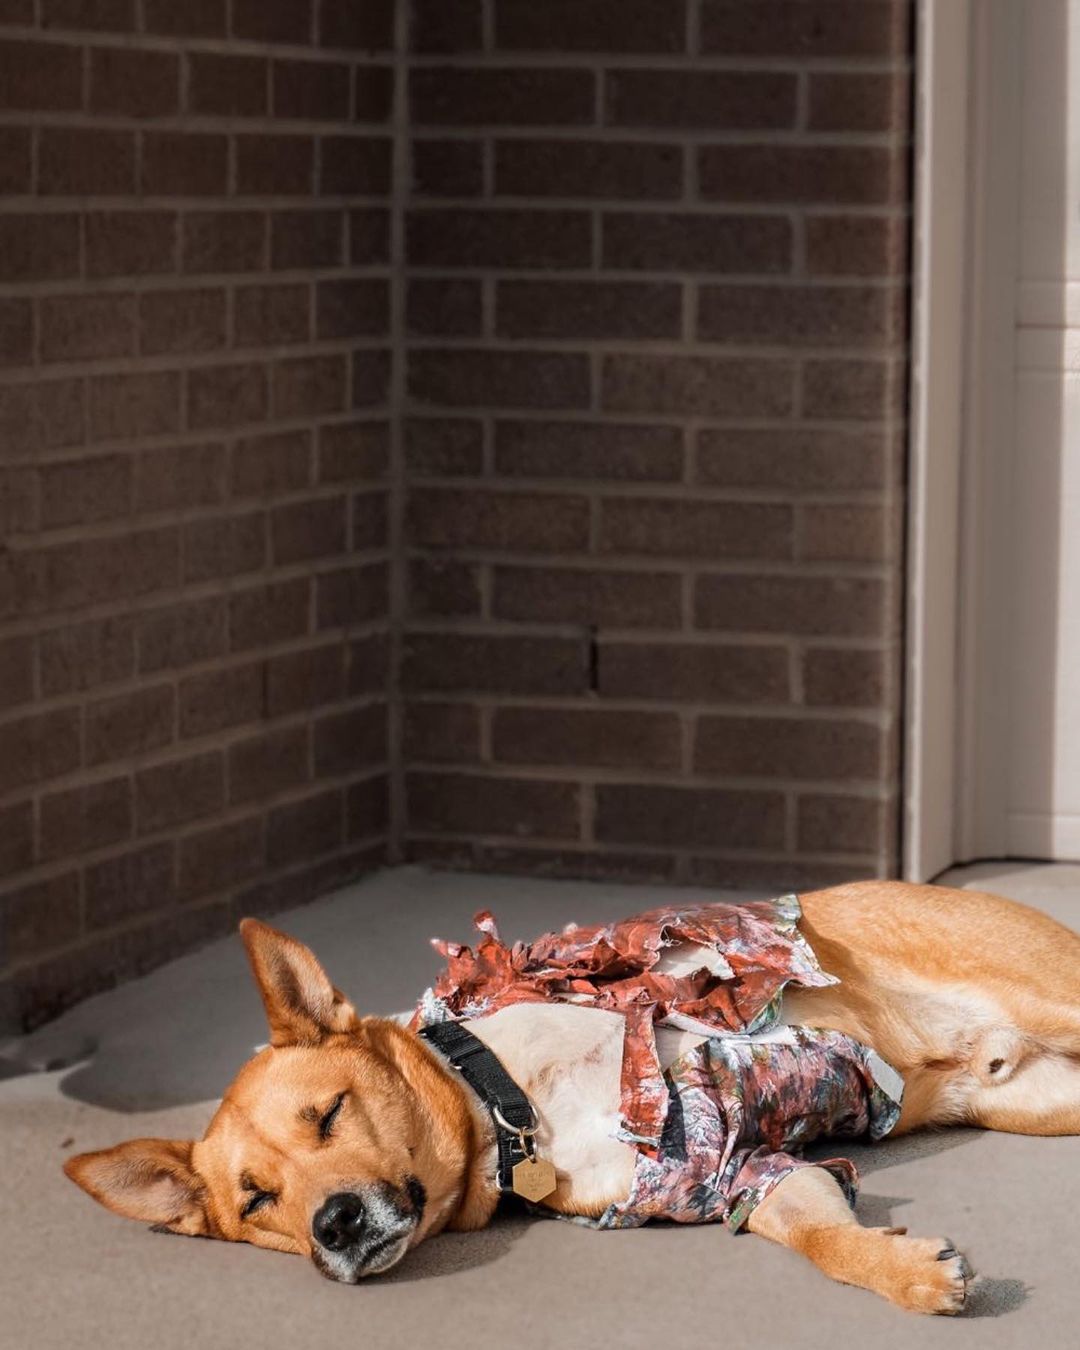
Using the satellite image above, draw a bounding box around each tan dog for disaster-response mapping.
[64,881,1080,1313]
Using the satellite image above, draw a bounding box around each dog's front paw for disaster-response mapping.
[886,1235,974,1315]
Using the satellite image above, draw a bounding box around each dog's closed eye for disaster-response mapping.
[240,1188,276,1220]
[318,1092,346,1141]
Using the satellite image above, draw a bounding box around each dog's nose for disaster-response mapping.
[312,1192,366,1252]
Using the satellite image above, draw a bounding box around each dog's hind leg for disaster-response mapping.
[967,1050,1080,1135]
[746,1166,974,1315]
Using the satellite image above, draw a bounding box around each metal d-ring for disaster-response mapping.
[491,1103,539,1160]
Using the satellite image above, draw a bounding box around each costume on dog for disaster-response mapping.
[412,895,903,1232]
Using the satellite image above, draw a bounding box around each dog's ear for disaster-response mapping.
[239,917,358,1046]
[63,1138,209,1236]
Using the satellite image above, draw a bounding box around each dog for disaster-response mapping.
[63,880,1080,1313]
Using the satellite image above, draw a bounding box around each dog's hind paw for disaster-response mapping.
[887,1235,974,1315]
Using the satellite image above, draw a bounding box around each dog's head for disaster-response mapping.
[63,920,480,1282]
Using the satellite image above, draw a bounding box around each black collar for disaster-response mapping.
[418,1020,540,1195]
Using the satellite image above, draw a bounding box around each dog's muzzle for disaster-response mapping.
[310,1178,425,1282]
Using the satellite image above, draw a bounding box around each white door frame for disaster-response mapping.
[904,0,1024,880]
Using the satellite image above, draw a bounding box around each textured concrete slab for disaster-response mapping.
[2,867,1078,1350]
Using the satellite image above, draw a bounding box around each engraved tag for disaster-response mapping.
[512,1155,557,1202]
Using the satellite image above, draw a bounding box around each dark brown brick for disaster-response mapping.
[0,127,30,194]
[274,57,350,121]
[10,530,175,616]
[39,454,130,529]
[696,714,881,780]
[804,647,886,709]
[85,685,174,767]
[595,783,785,849]
[319,0,393,49]
[407,558,479,618]
[404,703,479,764]
[312,280,390,342]
[701,1,911,57]
[797,792,885,853]
[316,562,388,627]
[412,0,482,51]
[237,134,314,196]
[315,703,388,775]
[0,466,35,535]
[272,208,344,269]
[234,283,310,348]
[497,0,687,52]
[600,641,790,703]
[699,145,908,205]
[354,490,387,548]
[409,487,589,553]
[346,635,389,695]
[0,215,80,284]
[183,211,266,275]
[411,350,591,410]
[42,0,133,30]
[137,597,226,674]
[0,39,81,111]
[603,354,794,417]
[0,379,83,459]
[0,636,33,709]
[142,132,228,197]
[90,45,179,117]
[809,72,911,133]
[144,0,225,36]
[495,421,682,483]
[806,215,910,278]
[39,776,132,862]
[178,815,264,900]
[412,139,483,197]
[408,208,591,269]
[85,211,176,278]
[1,873,80,963]
[271,495,347,563]
[231,429,311,498]
[134,442,227,513]
[0,0,34,20]
[406,419,483,476]
[407,279,481,338]
[603,212,791,273]
[495,707,680,771]
[85,842,174,929]
[140,288,226,356]
[179,661,263,738]
[273,354,347,418]
[699,284,905,348]
[229,578,310,651]
[0,298,32,367]
[136,752,224,833]
[350,208,390,263]
[403,633,588,696]
[318,422,389,484]
[801,504,889,562]
[266,789,343,867]
[411,67,593,126]
[346,780,389,841]
[697,428,889,491]
[188,363,268,431]
[600,497,791,560]
[39,616,134,696]
[803,358,905,421]
[90,371,181,442]
[267,643,344,716]
[498,280,681,341]
[408,771,579,839]
[608,70,795,129]
[188,52,267,115]
[495,139,682,200]
[0,801,33,878]
[354,67,394,123]
[320,135,392,194]
[229,726,309,805]
[183,511,266,583]
[233,0,311,44]
[494,565,681,628]
[696,574,885,637]
[0,708,80,794]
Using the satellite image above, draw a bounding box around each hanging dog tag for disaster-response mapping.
[512,1155,557,1202]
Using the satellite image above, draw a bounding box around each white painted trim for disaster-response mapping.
[903,0,973,880]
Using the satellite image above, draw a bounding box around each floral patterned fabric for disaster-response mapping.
[413,896,903,1231]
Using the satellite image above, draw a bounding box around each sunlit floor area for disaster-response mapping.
[2,866,1077,1350]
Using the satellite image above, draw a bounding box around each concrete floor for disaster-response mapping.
[2,863,1078,1350]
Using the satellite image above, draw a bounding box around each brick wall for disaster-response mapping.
[0,0,395,1030]
[400,1,912,888]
